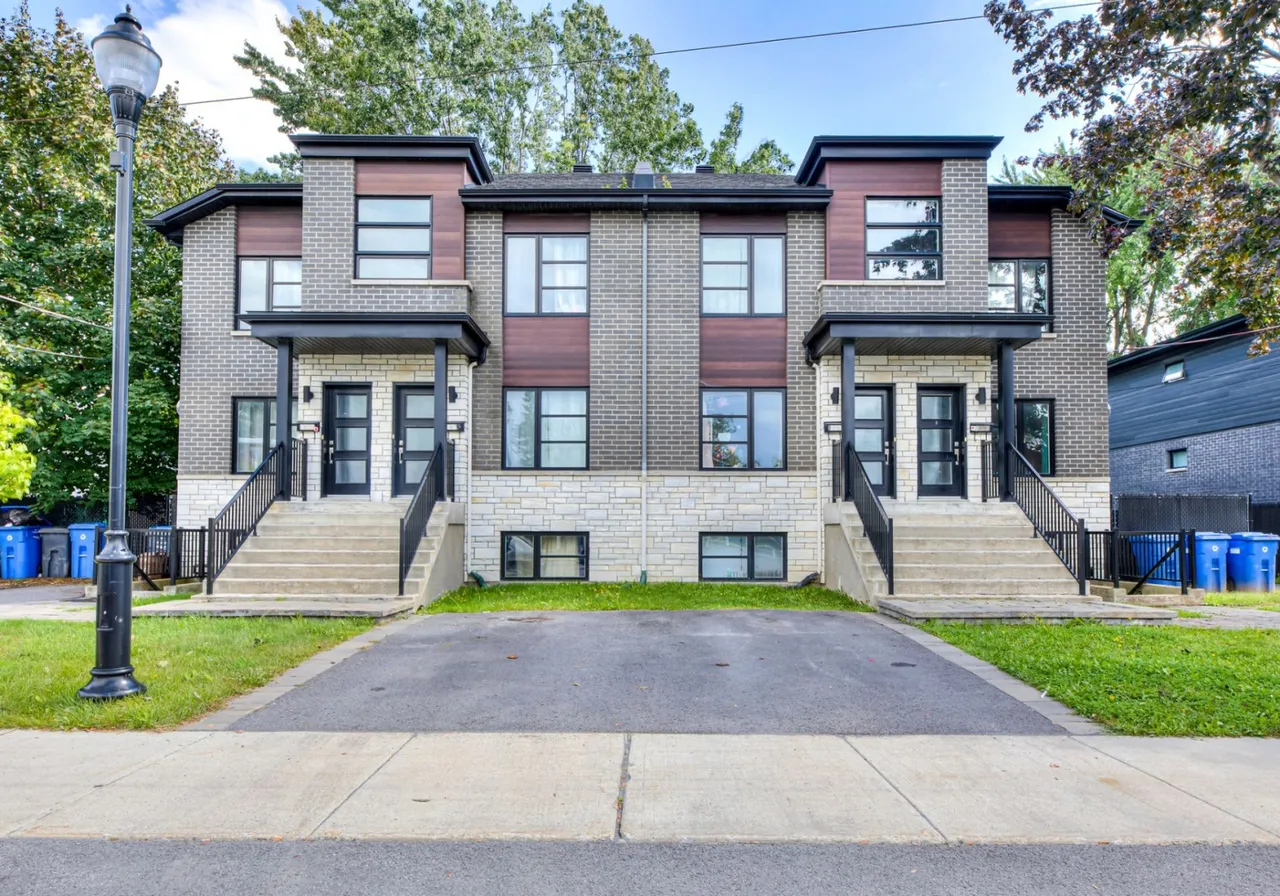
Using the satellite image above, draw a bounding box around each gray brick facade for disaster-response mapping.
[644,212,699,471]
[467,210,504,471]
[590,211,645,470]
[786,211,824,471]
[1111,421,1280,502]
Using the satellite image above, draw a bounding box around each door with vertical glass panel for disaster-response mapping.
[917,387,964,497]
[853,386,894,497]
[323,386,372,496]
[393,386,435,496]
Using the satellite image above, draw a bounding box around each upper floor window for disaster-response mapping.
[237,258,300,329]
[866,199,941,280]
[504,388,588,469]
[355,197,431,279]
[1162,360,1186,383]
[701,236,784,315]
[701,389,785,469]
[505,235,588,314]
[989,259,1049,314]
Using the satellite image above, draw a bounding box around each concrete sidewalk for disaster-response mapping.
[2,730,1278,845]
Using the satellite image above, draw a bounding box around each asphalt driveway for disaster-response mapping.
[238,611,1062,735]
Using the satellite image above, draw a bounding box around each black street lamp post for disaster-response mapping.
[79,8,162,701]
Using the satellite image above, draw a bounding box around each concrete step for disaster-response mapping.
[889,524,1034,538]
[894,537,1045,553]
[198,591,407,604]
[233,548,403,566]
[894,549,1064,565]
[892,562,1076,581]
[893,577,1081,597]
[218,563,398,581]
[206,577,405,596]
[255,520,403,536]
[887,512,1029,527]
[241,535,398,551]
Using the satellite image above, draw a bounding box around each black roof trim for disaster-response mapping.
[796,135,1004,185]
[459,187,832,213]
[1108,314,1249,372]
[241,311,490,363]
[803,311,1050,364]
[144,182,303,246]
[290,134,493,183]
[987,184,1144,232]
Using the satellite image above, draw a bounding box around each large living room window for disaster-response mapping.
[504,388,588,469]
[237,258,300,329]
[505,235,588,314]
[989,259,1050,314]
[502,532,588,580]
[701,236,784,314]
[232,396,297,473]
[700,389,785,469]
[355,197,432,279]
[865,198,942,280]
[700,533,786,581]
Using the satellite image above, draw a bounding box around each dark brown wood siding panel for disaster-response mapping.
[988,211,1052,257]
[699,317,787,387]
[236,205,302,255]
[699,213,787,234]
[503,213,590,233]
[823,160,942,279]
[503,316,591,386]
[354,160,466,279]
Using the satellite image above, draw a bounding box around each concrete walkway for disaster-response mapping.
[1174,605,1280,630]
[2,729,1278,845]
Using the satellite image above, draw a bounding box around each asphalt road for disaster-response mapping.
[0,583,84,605]
[238,610,1061,735]
[3,841,1278,896]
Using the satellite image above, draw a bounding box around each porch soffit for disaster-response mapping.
[803,312,1050,363]
[240,312,490,362]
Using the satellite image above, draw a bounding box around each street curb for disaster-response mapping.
[863,613,1107,736]
[183,614,429,731]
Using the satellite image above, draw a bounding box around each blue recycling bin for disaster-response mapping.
[1127,534,1181,586]
[1,527,41,579]
[1227,532,1279,593]
[1189,532,1231,592]
[68,522,104,580]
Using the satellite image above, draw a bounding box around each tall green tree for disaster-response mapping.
[705,103,793,174]
[0,375,35,500]
[0,4,233,506]
[986,0,1280,350]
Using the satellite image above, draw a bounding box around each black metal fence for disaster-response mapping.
[1252,503,1280,535]
[1008,447,1088,595]
[1085,530,1198,594]
[1113,494,1250,533]
[842,442,894,593]
[125,527,207,589]
[399,443,446,595]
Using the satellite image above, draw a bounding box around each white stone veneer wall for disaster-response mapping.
[1049,478,1111,530]
[176,475,247,528]
[469,472,820,582]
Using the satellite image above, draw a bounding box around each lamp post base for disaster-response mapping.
[78,668,146,700]
[79,533,145,701]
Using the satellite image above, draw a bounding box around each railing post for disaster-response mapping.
[205,517,215,595]
[1077,520,1088,595]
[170,529,180,588]
[1110,528,1120,588]
[398,517,406,596]
[886,518,894,595]
[1185,529,1197,596]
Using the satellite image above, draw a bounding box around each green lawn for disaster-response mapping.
[1205,592,1280,613]
[0,616,373,730]
[425,581,872,614]
[925,621,1280,737]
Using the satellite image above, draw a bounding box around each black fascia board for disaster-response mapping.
[242,311,491,361]
[988,185,1144,232]
[1107,314,1248,373]
[143,182,303,246]
[795,135,1005,185]
[459,187,833,212]
[802,311,1051,362]
[290,134,493,183]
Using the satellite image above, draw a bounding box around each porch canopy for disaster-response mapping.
[240,312,490,500]
[805,312,1051,503]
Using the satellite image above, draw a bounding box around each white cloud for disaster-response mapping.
[80,0,297,170]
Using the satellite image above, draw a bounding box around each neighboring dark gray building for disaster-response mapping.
[1109,315,1280,503]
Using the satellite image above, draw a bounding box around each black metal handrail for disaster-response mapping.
[399,442,446,595]
[843,441,894,594]
[1007,446,1088,595]
[206,443,286,593]
[290,438,308,501]
[980,440,999,503]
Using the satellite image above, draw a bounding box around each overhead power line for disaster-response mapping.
[0,295,111,331]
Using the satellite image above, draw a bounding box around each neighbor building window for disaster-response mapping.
[866,198,942,280]
[504,388,588,469]
[700,389,785,469]
[502,532,588,580]
[1162,360,1186,383]
[354,197,432,279]
[989,259,1050,314]
[1168,448,1188,471]
[232,396,297,473]
[700,533,786,581]
[1015,399,1055,476]
[505,235,588,314]
[237,258,301,328]
[701,236,785,314]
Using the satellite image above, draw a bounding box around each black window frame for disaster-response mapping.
[1014,398,1056,477]
[699,234,787,316]
[1162,360,1187,383]
[700,388,787,471]
[501,531,589,581]
[231,395,298,474]
[865,197,943,281]
[988,258,1052,317]
[235,256,301,329]
[1168,448,1189,471]
[353,195,433,281]
[503,233,590,315]
[502,386,589,470]
[699,532,787,582]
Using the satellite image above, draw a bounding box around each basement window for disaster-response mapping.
[700,533,786,581]
[502,532,588,580]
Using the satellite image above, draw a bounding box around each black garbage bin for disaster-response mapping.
[37,527,70,578]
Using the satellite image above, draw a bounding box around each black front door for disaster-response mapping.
[917,387,965,498]
[393,385,436,496]
[853,386,894,497]
[323,385,372,496]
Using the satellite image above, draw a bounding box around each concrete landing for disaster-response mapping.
[133,598,416,618]
[878,598,1176,625]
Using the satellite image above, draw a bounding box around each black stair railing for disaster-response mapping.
[843,441,894,594]
[399,442,446,595]
[205,441,300,594]
[1007,446,1088,595]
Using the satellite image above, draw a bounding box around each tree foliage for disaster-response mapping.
[237,0,782,173]
[986,0,1280,351]
[706,103,793,174]
[0,375,36,500]
[0,4,233,506]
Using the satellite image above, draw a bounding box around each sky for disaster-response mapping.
[37,0,1088,177]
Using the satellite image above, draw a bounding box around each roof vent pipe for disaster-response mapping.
[572,163,593,173]
[632,161,655,189]
[694,164,715,174]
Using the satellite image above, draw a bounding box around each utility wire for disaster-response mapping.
[0,295,111,331]
[0,340,100,361]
